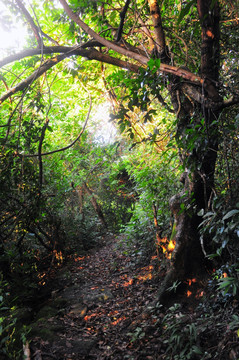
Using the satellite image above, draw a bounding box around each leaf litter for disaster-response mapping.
[30,234,239,360]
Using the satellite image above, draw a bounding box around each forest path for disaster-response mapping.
[30,234,162,359]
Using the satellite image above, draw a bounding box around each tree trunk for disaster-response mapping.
[153,0,221,302]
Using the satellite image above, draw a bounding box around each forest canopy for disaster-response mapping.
[0,0,239,358]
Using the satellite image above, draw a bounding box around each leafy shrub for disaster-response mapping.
[213,264,239,299]
[0,274,31,359]
[199,193,239,265]
[120,145,180,260]
[162,304,203,360]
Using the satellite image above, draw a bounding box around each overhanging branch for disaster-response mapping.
[0,44,206,105]
[0,46,140,70]
[58,0,204,85]
[0,47,140,104]
[58,0,149,66]
[15,0,43,48]
[1,1,227,109]
[0,52,68,104]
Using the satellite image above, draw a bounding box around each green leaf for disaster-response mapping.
[155,58,161,68]
[198,208,204,216]
[147,58,161,72]
[177,0,195,24]
[222,209,239,221]
[147,58,155,71]
[192,345,203,355]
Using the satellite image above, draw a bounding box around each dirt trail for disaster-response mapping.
[30,235,162,359]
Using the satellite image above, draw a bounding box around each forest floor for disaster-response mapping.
[28,234,239,360]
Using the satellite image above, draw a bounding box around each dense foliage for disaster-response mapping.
[0,0,239,357]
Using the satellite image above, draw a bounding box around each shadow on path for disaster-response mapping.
[30,234,161,359]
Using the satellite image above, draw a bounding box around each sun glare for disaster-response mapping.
[0,2,27,58]
[91,102,117,144]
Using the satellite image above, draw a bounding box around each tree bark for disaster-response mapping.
[149,0,222,302]
[148,0,168,60]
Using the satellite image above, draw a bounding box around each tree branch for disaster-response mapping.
[0,46,141,69]
[57,0,204,86]
[148,0,169,61]
[197,0,221,99]
[0,52,68,104]
[38,118,49,188]
[14,0,59,46]
[58,0,149,65]
[136,11,154,51]
[0,44,206,105]
[1,0,226,112]
[0,48,141,104]
[0,43,146,69]
[27,226,53,251]
[15,0,43,48]
[2,0,212,105]
[148,0,166,49]
[116,0,131,42]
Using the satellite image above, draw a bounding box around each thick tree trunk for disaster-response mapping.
[151,0,221,302]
